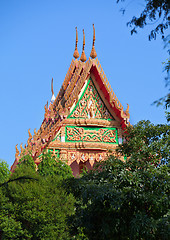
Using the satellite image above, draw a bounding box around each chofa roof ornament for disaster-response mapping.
[80,29,87,62]
[51,78,55,103]
[73,27,79,59]
[90,24,97,59]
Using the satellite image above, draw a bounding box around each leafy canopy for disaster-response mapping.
[67,120,170,240]
[38,152,73,179]
[0,159,10,183]
[0,153,75,239]
[117,0,170,40]
[117,0,170,114]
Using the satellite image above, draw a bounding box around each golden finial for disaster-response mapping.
[51,78,54,96]
[49,104,55,119]
[20,143,24,154]
[125,103,130,118]
[80,29,87,62]
[34,128,37,135]
[51,78,55,102]
[90,24,97,59]
[28,128,32,139]
[15,144,19,159]
[44,101,48,118]
[73,27,79,59]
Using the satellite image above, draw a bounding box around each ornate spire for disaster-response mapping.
[44,101,48,119]
[51,78,55,102]
[15,144,19,159]
[80,29,87,62]
[28,128,32,140]
[90,24,97,59]
[20,143,24,155]
[73,27,79,59]
[125,103,130,118]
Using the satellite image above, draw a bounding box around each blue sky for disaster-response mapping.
[0,0,168,168]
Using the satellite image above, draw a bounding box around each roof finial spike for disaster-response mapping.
[73,27,79,59]
[80,29,87,62]
[90,24,97,59]
[51,78,55,102]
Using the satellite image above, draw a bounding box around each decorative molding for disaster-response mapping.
[67,150,107,166]
[66,126,118,144]
[68,78,114,121]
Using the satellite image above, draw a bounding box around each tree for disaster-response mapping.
[118,120,170,164]
[67,121,170,240]
[116,0,170,40]
[116,0,170,114]
[0,156,75,239]
[18,154,36,170]
[38,152,73,179]
[0,159,10,183]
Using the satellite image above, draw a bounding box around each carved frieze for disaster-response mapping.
[66,126,118,144]
[67,150,107,166]
[68,79,114,120]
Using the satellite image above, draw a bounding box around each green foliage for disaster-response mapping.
[0,159,10,183]
[67,120,170,240]
[0,164,75,239]
[68,157,169,240]
[117,1,170,112]
[118,120,170,164]
[18,154,36,170]
[38,152,73,179]
[117,0,170,40]
[152,35,170,114]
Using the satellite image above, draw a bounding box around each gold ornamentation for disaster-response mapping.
[80,153,89,162]
[90,24,97,59]
[80,29,86,62]
[125,103,130,118]
[51,78,54,96]
[73,27,79,59]
[34,128,37,136]
[28,128,32,139]
[49,104,55,119]
[15,144,19,159]
[44,101,48,119]
[20,143,24,155]
[66,127,117,144]
[67,150,108,165]
[69,80,114,120]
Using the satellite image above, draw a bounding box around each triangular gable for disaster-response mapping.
[11,58,130,172]
[68,78,115,121]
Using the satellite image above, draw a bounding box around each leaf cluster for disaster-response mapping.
[118,120,170,164]
[38,152,73,179]
[67,157,169,240]
[0,154,75,239]
[66,120,170,239]
[117,0,170,40]
[0,159,10,184]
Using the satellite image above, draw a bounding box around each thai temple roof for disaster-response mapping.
[11,25,130,173]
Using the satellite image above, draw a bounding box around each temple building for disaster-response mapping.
[11,25,130,176]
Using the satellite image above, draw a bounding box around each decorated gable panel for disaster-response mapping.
[68,78,115,121]
[65,126,118,144]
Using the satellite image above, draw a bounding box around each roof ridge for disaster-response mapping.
[65,58,92,108]
[64,61,83,101]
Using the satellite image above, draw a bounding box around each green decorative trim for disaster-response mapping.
[65,126,118,144]
[52,132,61,142]
[38,153,43,158]
[68,78,114,121]
[68,79,90,118]
[47,149,60,158]
[55,149,60,158]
